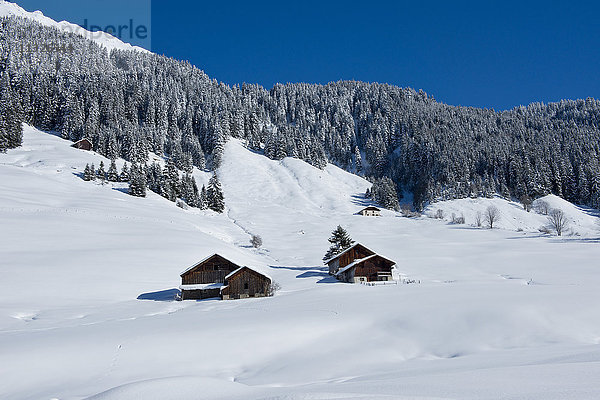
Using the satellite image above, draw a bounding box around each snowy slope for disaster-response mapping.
[0,0,149,53]
[2,127,600,400]
[424,195,600,236]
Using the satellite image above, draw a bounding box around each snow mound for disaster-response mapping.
[0,0,149,53]
[424,195,599,236]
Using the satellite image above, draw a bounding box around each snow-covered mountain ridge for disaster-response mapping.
[0,0,149,53]
[2,126,600,399]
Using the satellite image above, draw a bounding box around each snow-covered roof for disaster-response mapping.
[225,266,272,282]
[323,242,377,264]
[360,206,381,211]
[335,254,396,276]
[179,282,224,291]
[180,253,242,276]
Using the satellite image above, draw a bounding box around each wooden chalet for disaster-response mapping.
[358,206,381,216]
[335,254,395,283]
[324,243,396,283]
[180,254,241,300]
[221,266,272,300]
[325,243,376,275]
[179,254,272,300]
[71,138,93,151]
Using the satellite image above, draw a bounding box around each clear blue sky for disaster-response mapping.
[14,0,600,110]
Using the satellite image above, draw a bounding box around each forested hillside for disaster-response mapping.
[2,15,600,209]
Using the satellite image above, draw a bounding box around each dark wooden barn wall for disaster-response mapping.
[222,268,270,299]
[338,245,375,269]
[181,288,221,300]
[182,255,240,285]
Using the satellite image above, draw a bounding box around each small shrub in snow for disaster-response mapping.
[401,204,421,218]
[538,226,551,234]
[250,234,263,248]
[176,199,189,210]
[451,213,465,224]
[267,281,281,296]
[435,209,445,219]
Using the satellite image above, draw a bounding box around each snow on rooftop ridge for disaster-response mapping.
[335,254,396,276]
[323,242,376,264]
[0,0,149,53]
[224,266,273,282]
[179,253,273,281]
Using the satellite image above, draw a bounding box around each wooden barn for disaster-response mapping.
[71,138,93,151]
[335,254,395,283]
[221,267,272,300]
[179,254,241,300]
[325,243,376,275]
[358,206,381,216]
[179,254,273,300]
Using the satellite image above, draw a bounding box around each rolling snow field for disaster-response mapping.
[2,126,600,400]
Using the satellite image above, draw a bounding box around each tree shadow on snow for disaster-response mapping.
[350,194,378,208]
[112,187,129,194]
[137,288,180,301]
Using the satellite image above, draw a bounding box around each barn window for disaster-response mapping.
[244,282,249,290]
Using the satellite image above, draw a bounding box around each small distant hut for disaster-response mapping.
[179,254,273,300]
[335,254,395,283]
[324,243,376,275]
[71,138,93,151]
[221,266,272,300]
[358,206,381,216]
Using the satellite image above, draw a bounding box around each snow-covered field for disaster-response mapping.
[2,126,600,400]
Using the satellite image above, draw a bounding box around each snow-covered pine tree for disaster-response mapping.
[199,184,208,210]
[161,159,180,202]
[180,173,200,207]
[128,164,147,197]
[370,177,400,211]
[354,146,363,174]
[323,225,355,261]
[119,162,130,182]
[106,160,119,182]
[96,161,106,182]
[207,173,225,213]
[89,163,96,180]
[82,164,94,181]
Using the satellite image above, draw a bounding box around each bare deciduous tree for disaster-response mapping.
[547,208,568,236]
[451,213,465,224]
[534,200,550,215]
[475,211,482,227]
[520,195,532,212]
[485,206,500,229]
